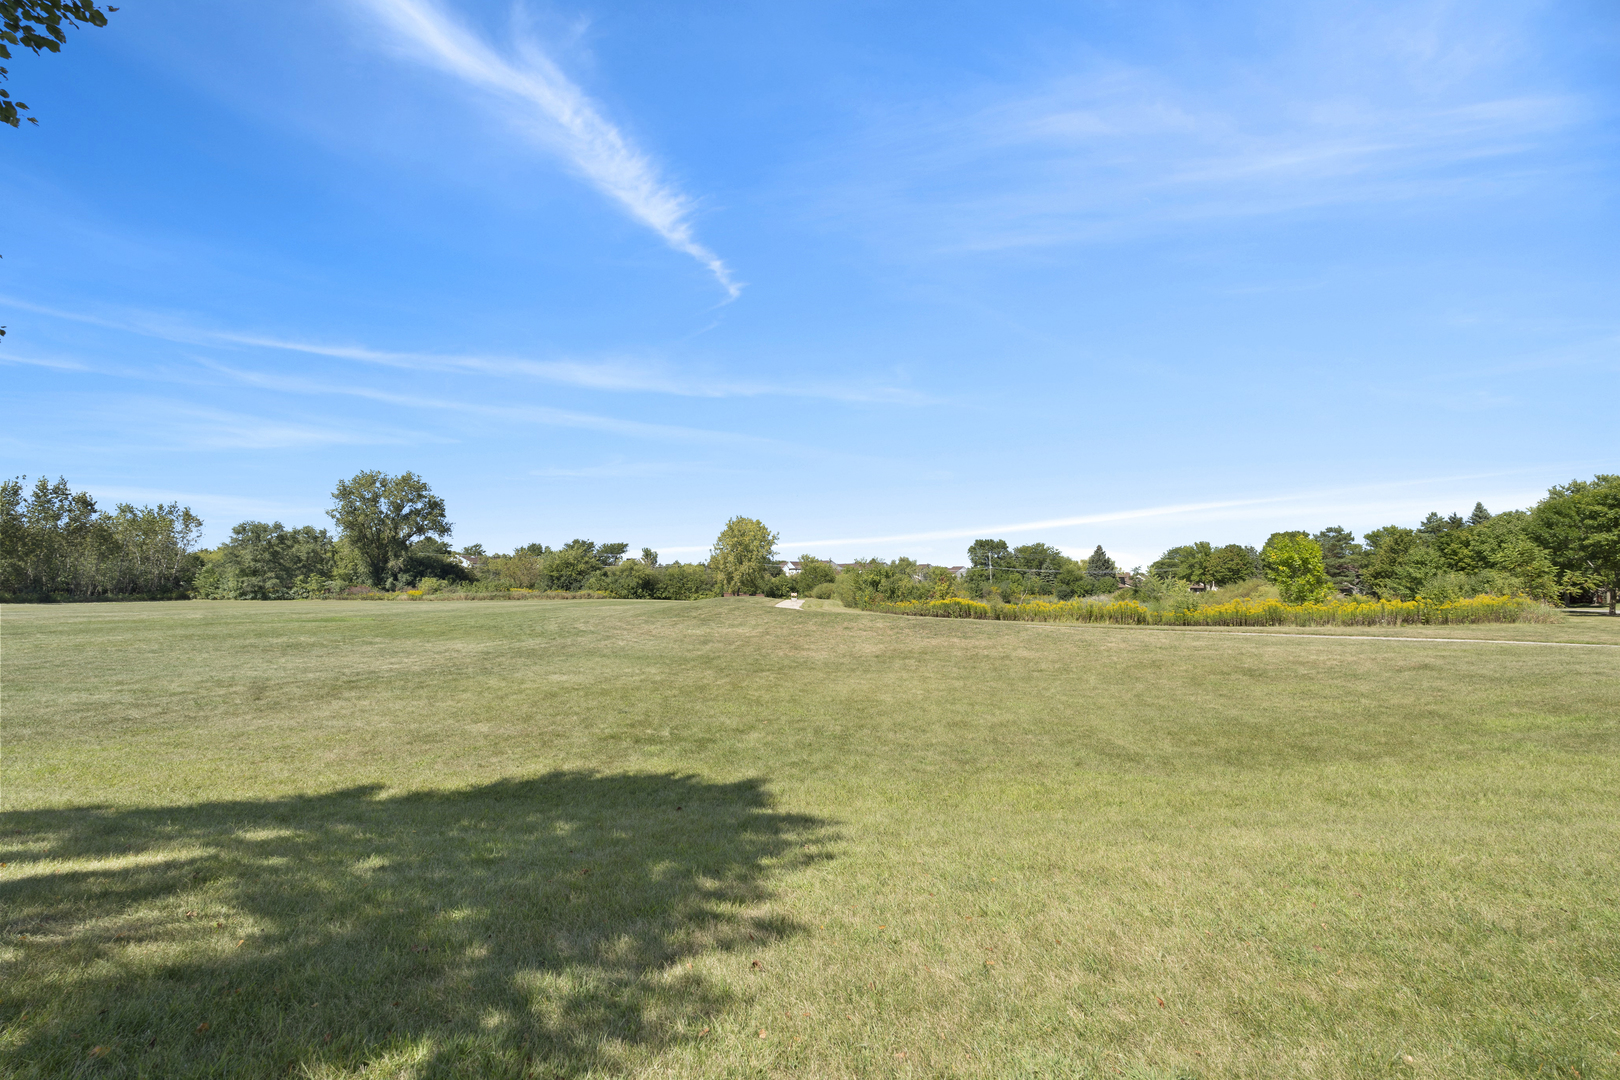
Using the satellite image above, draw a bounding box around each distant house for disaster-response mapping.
[782,559,851,575]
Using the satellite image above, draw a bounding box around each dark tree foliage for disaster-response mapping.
[1358,526,1429,599]
[1007,541,1069,595]
[600,558,660,599]
[1009,543,1063,572]
[1149,545,1193,580]
[837,557,932,607]
[192,522,335,600]
[0,475,201,598]
[1530,475,1620,614]
[1172,541,1215,586]
[1085,544,1118,582]
[1311,526,1362,593]
[473,539,717,597]
[1205,543,1260,587]
[962,538,1023,597]
[1469,502,1492,526]
[1418,511,1466,537]
[965,538,1010,571]
[1,1,114,127]
[1149,542,1262,588]
[544,540,608,591]
[397,538,471,588]
[793,555,837,591]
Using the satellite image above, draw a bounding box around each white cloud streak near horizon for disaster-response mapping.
[653,471,1561,558]
[359,0,739,297]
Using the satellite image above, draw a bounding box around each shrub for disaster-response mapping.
[656,562,719,601]
[811,583,834,600]
[863,594,1556,626]
[1264,535,1333,604]
[794,556,837,592]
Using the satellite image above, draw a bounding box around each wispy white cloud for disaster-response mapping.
[531,460,724,479]
[653,470,1565,557]
[0,350,95,373]
[358,0,738,297]
[207,328,932,404]
[649,479,1578,566]
[87,400,428,452]
[78,486,328,525]
[0,294,932,404]
[200,360,787,449]
[812,24,1587,255]
[774,494,1290,552]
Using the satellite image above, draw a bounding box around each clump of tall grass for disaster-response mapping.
[866,594,1558,626]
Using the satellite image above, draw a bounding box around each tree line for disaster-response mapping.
[0,477,202,598]
[3,470,1616,613]
[190,472,729,601]
[782,478,1620,614]
[1141,483,1619,611]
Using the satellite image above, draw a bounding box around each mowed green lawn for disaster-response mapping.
[2,599,1616,1079]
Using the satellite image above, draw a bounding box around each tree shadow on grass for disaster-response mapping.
[0,773,831,1078]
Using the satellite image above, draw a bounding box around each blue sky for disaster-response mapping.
[3,0,1616,567]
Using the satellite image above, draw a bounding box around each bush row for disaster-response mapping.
[865,594,1559,626]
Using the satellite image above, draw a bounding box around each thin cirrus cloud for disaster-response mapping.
[822,62,1582,255]
[0,294,931,404]
[357,0,739,298]
[198,360,792,450]
[99,400,428,452]
[711,470,1560,556]
[206,330,933,404]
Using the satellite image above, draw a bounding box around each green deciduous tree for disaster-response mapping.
[836,557,930,607]
[595,542,630,566]
[793,555,837,592]
[192,522,335,600]
[0,475,201,598]
[1358,525,1455,600]
[543,540,606,591]
[1149,545,1191,580]
[1206,543,1260,587]
[1264,534,1332,604]
[655,562,717,600]
[327,471,451,589]
[602,558,659,599]
[2,1,114,127]
[710,516,778,595]
[1530,475,1620,614]
[966,539,1010,573]
[1176,541,1214,587]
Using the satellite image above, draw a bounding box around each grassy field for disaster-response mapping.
[2,598,1617,1079]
